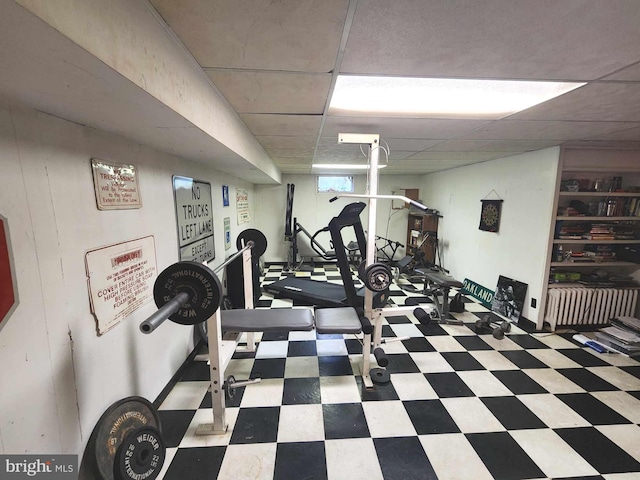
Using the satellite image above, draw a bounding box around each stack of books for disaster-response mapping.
[595,316,640,357]
[583,244,615,262]
[582,223,636,240]
[557,223,588,239]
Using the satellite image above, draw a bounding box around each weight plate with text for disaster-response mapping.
[153,261,222,325]
[114,426,165,480]
[89,396,162,480]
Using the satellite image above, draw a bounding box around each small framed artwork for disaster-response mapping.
[491,275,528,322]
[222,185,229,207]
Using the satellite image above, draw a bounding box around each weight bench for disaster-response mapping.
[414,268,464,324]
[220,306,363,335]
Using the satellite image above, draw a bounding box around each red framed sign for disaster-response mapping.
[0,216,17,327]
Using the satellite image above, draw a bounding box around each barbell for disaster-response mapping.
[139,229,267,334]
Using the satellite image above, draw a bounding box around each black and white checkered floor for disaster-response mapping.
[155,264,640,480]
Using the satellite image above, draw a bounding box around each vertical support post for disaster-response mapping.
[242,247,256,350]
[196,308,227,435]
[364,136,383,348]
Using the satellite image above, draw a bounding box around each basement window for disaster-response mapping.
[317,176,354,193]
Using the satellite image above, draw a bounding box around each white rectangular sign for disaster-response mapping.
[236,188,250,224]
[91,159,142,210]
[173,176,215,262]
[85,236,157,335]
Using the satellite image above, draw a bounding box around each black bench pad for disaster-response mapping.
[415,268,463,288]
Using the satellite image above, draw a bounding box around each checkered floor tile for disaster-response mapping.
[155,264,640,480]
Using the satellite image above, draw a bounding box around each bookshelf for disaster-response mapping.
[544,148,640,289]
[406,211,439,264]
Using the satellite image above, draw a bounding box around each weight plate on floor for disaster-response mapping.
[91,397,161,480]
[370,367,391,385]
[236,229,268,260]
[114,426,165,480]
[154,261,222,325]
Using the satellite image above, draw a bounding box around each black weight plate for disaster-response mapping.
[154,261,222,325]
[364,263,392,292]
[114,426,165,480]
[236,229,268,259]
[370,367,391,385]
[93,397,161,480]
[357,261,367,281]
[196,295,232,346]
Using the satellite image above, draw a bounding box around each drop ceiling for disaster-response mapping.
[3,0,640,180]
[149,0,640,175]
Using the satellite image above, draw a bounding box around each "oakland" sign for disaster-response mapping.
[462,278,494,308]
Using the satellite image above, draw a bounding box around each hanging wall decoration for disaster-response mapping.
[479,190,503,232]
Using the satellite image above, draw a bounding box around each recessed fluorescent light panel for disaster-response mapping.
[329,76,585,118]
[312,164,386,169]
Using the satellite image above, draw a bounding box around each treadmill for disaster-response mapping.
[265,202,388,308]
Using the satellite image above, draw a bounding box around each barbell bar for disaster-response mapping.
[139,240,257,334]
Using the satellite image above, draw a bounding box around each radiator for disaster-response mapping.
[545,287,638,330]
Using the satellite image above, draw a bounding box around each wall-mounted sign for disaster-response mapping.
[173,176,214,263]
[91,159,141,210]
[222,185,229,207]
[224,217,231,250]
[0,216,17,329]
[236,188,250,224]
[86,236,157,335]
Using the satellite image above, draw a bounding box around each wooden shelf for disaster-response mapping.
[558,191,639,197]
[556,216,639,221]
[550,261,638,267]
[406,211,438,264]
[553,239,640,244]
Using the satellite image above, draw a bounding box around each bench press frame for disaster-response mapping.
[196,246,373,435]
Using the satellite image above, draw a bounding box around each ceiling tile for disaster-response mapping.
[270,157,312,165]
[589,124,640,141]
[602,62,640,81]
[403,151,519,161]
[265,147,315,158]
[340,0,640,80]
[322,116,489,139]
[511,82,640,121]
[240,114,322,136]
[428,139,559,152]
[151,0,349,72]
[255,135,318,149]
[460,120,635,140]
[207,71,331,114]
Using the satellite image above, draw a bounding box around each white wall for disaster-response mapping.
[254,174,423,263]
[421,148,560,325]
[0,104,256,455]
